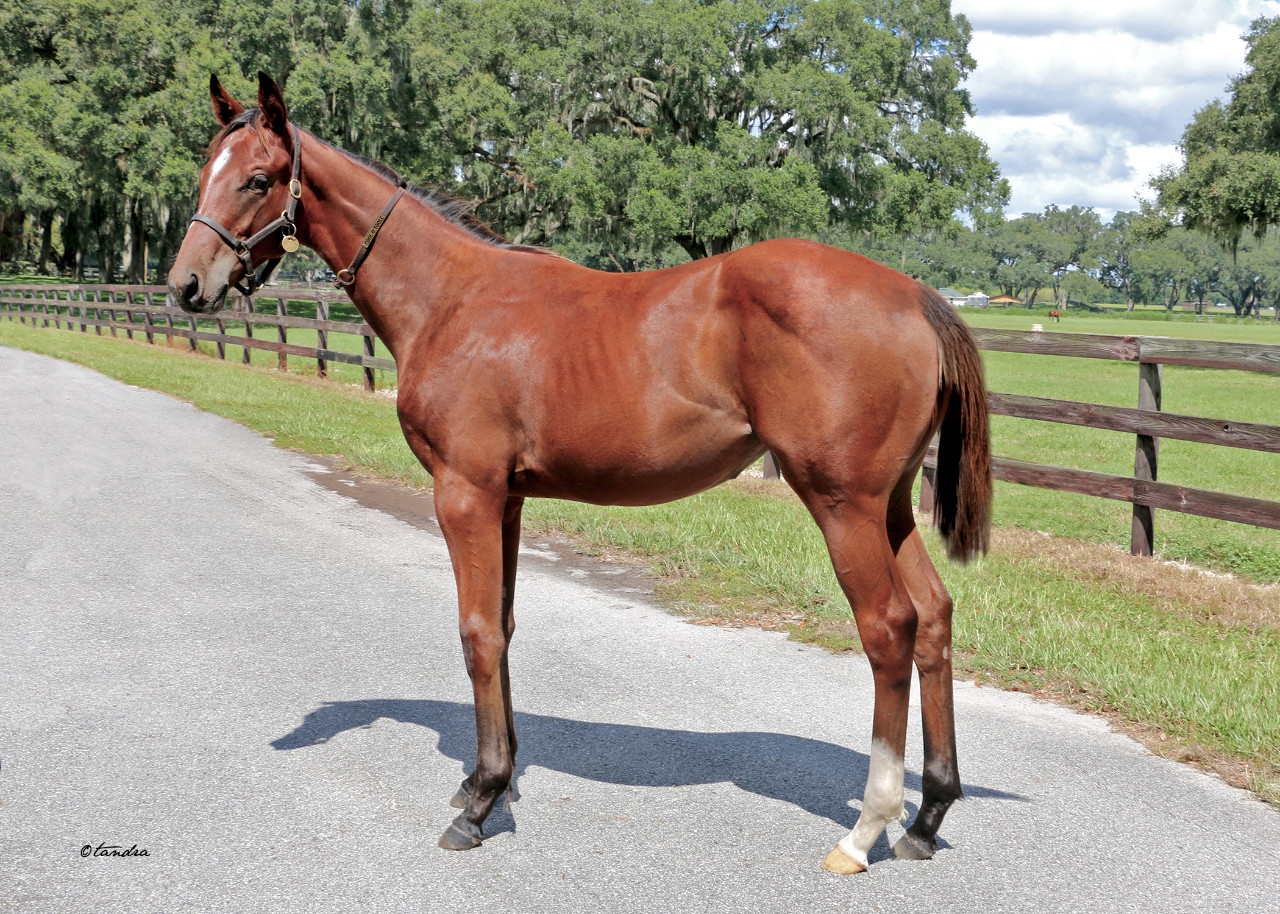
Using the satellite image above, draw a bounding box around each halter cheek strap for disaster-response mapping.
[188,124,303,296]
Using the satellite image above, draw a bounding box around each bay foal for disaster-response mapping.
[168,73,991,873]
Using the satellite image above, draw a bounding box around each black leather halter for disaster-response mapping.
[188,124,303,296]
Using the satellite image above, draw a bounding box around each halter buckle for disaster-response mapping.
[289,179,302,200]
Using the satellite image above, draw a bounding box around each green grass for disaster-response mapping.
[1,315,1277,804]
[945,553,1280,776]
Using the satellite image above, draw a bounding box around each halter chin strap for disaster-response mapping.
[188,124,303,296]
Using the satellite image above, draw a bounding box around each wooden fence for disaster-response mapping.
[919,327,1280,555]
[0,283,393,390]
[4,283,1280,556]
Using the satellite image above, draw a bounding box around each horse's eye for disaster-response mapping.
[247,174,270,193]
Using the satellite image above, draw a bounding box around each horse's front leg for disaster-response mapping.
[450,496,524,813]
[433,472,516,850]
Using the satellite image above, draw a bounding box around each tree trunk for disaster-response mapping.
[708,235,735,257]
[674,235,707,260]
[63,215,84,279]
[98,227,116,284]
[128,203,147,284]
[37,211,54,274]
[0,208,24,263]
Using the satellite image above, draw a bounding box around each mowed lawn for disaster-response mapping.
[1,312,1277,806]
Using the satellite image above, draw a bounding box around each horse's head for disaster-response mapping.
[168,73,300,313]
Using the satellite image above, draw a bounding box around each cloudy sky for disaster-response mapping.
[956,0,1280,220]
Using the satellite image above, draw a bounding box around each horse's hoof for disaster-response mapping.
[820,845,867,875]
[449,779,472,810]
[892,832,937,861]
[438,819,483,851]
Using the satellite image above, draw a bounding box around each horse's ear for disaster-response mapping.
[209,75,245,126]
[257,71,292,152]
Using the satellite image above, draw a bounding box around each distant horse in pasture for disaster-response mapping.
[1049,309,1061,322]
[167,72,992,875]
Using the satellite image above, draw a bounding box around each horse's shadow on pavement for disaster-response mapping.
[272,698,1025,856]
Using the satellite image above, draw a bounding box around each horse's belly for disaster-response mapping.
[511,422,766,506]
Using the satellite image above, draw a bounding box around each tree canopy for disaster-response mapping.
[1152,16,1280,247]
[0,0,1007,278]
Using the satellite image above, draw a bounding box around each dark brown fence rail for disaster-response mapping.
[4,284,1279,555]
[0,283,393,390]
[920,327,1280,554]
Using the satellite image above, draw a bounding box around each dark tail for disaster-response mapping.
[918,285,992,563]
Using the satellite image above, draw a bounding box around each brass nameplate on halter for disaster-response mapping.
[362,214,387,249]
[281,235,300,253]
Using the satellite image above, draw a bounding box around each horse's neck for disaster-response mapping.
[298,136,488,359]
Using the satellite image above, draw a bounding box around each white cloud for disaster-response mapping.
[953,0,1280,218]
[967,23,1245,142]
[975,112,1181,216]
[956,0,1268,40]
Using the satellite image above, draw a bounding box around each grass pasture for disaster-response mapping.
[1,314,1277,806]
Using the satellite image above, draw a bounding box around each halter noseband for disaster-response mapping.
[189,123,405,296]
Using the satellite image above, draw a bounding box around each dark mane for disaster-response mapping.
[333,147,554,256]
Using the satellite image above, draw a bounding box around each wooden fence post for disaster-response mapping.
[1131,360,1162,556]
[363,328,376,392]
[215,310,227,359]
[276,296,288,371]
[762,452,782,480]
[917,432,940,514]
[123,290,135,341]
[143,292,155,344]
[918,465,936,515]
[316,296,329,379]
[241,293,254,365]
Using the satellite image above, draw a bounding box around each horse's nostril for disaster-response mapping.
[183,274,200,303]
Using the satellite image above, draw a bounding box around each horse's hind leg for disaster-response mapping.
[801,495,919,874]
[889,520,963,861]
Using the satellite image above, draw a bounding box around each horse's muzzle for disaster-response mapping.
[167,273,227,314]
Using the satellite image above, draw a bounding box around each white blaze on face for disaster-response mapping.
[199,146,235,211]
[836,739,907,867]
